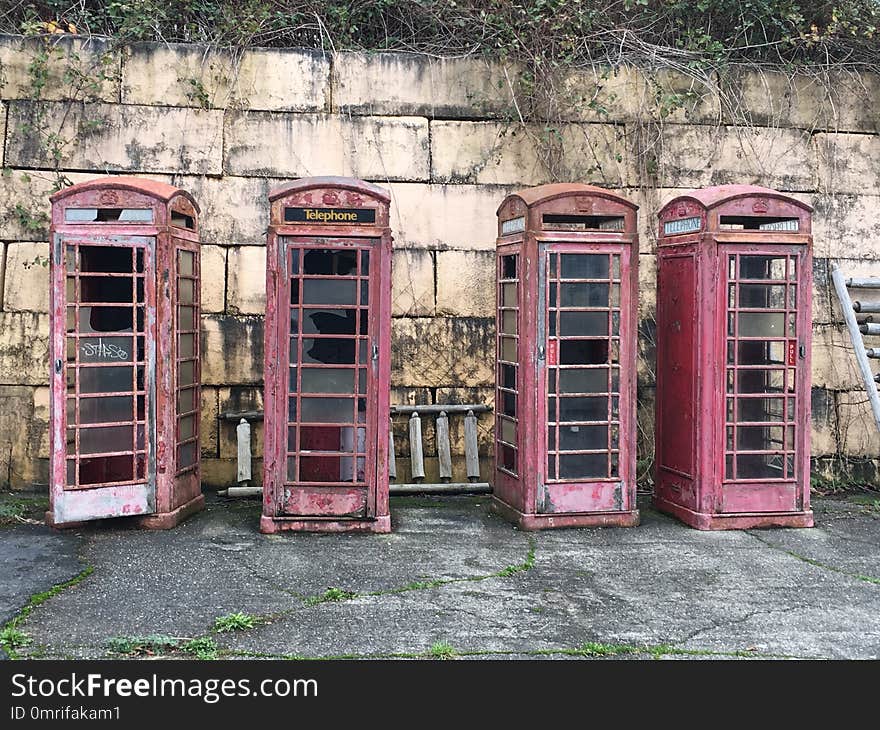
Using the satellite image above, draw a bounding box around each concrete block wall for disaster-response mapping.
[0,33,878,489]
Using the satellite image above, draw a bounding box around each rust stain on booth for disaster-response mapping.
[492,183,641,530]
[654,184,814,530]
[47,177,204,529]
[261,177,392,534]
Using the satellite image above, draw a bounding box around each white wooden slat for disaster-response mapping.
[389,417,397,480]
[464,409,480,481]
[409,411,425,481]
[436,411,452,482]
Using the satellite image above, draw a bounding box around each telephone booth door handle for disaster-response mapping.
[54,358,63,374]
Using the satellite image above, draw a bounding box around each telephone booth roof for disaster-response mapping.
[49,176,200,213]
[660,184,813,215]
[269,176,391,203]
[498,183,638,214]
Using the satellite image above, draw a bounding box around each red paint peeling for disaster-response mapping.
[654,185,814,530]
[261,177,392,534]
[492,183,640,530]
[48,177,205,529]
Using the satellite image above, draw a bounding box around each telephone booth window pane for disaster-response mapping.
[178,306,195,331]
[740,256,786,280]
[303,279,358,305]
[80,276,133,303]
[80,426,134,454]
[560,454,607,479]
[560,311,608,336]
[561,283,609,307]
[80,246,132,273]
[179,278,195,304]
[303,249,358,275]
[301,368,356,394]
[80,396,133,424]
[561,254,608,279]
[178,334,195,359]
[559,425,606,451]
[559,368,607,393]
[179,251,195,276]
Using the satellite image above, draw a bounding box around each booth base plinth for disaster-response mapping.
[134,494,206,530]
[260,514,391,534]
[652,495,814,530]
[491,497,639,530]
[45,494,205,530]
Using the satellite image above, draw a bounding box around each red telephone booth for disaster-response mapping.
[48,177,204,528]
[261,177,391,534]
[492,184,640,530]
[654,185,814,529]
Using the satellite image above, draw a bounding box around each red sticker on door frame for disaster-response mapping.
[547,340,558,365]
[787,340,797,366]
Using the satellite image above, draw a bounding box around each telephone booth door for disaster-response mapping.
[57,236,157,518]
[48,178,204,528]
[720,246,810,513]
[539,244,632,512]
[262,178,391,534]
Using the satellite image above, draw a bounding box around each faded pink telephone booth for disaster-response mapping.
[492,184,640,529]
[261,177,391,534]
[654,185,814,529]
[48,177,204,528]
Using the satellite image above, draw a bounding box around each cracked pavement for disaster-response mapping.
[2,492,880,659]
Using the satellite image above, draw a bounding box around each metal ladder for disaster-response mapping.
[830,264,880,435]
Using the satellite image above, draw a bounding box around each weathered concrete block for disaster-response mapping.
[810,387,838,457]
[837,391,880,458]
[200,386,219,458]
[226,246,266,315]
[332,52,516,117]
[200,245,226,314]
[200,315,263,385]
[657,124,816,191]
[218,386,264,460]
[5,101,223,174]
[720,67,880,134]
[0,34,120,103]
[123,42,329,111]
[815,132,880,196]
[392,249,434,317]
[435,250,494,317]
[224,112,429,180]
[3,242,49,312]
[560,66,721,124]
[0,169,61,241]
[431,121,632,187]
[637,254,657,320]
[390,387,433,408]
[812,195,880,260]
[0,385,47,488]
[0,312,49,386]
[387,182,511,251]
[179,174,274,246]
[392,317,494,388]
[811,324,867,391]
